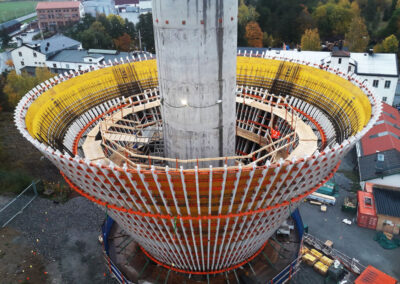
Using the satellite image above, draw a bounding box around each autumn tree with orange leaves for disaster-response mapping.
[245,21,263,48]
[113,33,132,52]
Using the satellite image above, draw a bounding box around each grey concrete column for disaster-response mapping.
[152,0,238,166]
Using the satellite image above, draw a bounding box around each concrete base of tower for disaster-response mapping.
[101,216,301,283]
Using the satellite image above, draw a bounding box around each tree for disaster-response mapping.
[107,14,125,38]
[313,2,354,38]
[4,68,55,108]
[136,13,154,52]
[263,32,274,47]
[301,28,321,51]
[245,21,263,47]
[5,60,13,68]
[238,0,259,26]
[345,17,369,52]
[374,34,399,52]
[79,21,113,49]
[0,72,10,112]
[114,33,132,51]
[0,28,11,48]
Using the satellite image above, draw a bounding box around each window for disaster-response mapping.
[373,80,379,88]
[338,58,342,64]
[33,52,37,58]
[383,97,387,102]
[21,61,24,66]
[364,197,372,206]
[385,80,391,88]
[18,51,22,57]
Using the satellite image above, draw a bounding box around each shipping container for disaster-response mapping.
[357,191,378,230]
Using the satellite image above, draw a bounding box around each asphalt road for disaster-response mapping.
[299,149,400,280]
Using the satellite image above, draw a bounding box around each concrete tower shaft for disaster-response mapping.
[152,0,238,164]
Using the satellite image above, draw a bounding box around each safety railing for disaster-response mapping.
[0,180,39,228]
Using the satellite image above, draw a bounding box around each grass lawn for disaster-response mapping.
[0,1,38,24]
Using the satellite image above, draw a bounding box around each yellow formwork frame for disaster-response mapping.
[26,57,371,145]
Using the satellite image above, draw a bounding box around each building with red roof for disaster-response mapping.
[357,103,400,188]
[36,1,84,32]
[355,265,397,284]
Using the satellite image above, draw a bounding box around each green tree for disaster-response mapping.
[136,13,154,52]
[374,34,399,52]
[238,0,259,26]
[380,9,400,39]
[313,2,354,38]
[263,32,274,47]
[0,72,10,112]
[301,28,321,51]
[0,28,11,48]
[107,14,125,38]
[79,21,113,49]
[345,17,370,52]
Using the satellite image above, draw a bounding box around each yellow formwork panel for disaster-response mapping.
[26,57,371,145]
[236,57,371,134]
[26,60,158,142]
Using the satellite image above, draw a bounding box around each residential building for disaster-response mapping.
[356,103,400,188]
[239,48,399,105]
[46,49,149,73]
[36,1,84,32]
[11,34,81,74]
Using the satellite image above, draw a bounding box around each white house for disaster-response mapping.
[11,34,81,74]
[11,45,47,74]
[240,48,399,106]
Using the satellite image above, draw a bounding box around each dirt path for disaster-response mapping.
[0,227,48,283]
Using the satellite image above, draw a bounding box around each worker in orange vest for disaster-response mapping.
[271,126,281,140]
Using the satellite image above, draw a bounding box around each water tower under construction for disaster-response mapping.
[15,0,381,277]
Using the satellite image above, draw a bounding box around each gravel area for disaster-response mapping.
[8,196,117,284]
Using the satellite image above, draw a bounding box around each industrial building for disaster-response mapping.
[36,1,84,32]
[358,184,400,235]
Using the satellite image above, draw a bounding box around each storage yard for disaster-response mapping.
[299,149,400,280]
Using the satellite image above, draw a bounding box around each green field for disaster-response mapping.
[0,1,38,24]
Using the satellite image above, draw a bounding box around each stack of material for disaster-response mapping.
[314,261,329,276]
[309,249,323,259]
[302,253,317,266]
[316,181,336,196]
[320,256,334,267]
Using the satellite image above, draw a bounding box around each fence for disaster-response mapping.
[0,180,39,228]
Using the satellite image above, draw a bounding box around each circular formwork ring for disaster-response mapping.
[60,161,339,223]
[139,240,270,275]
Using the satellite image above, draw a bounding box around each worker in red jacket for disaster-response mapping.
[271,126,281,140]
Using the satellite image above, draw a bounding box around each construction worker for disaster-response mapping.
[270,126,281,140]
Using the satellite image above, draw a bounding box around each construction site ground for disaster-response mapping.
[1,109,399,283]
[299,148,400,281]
